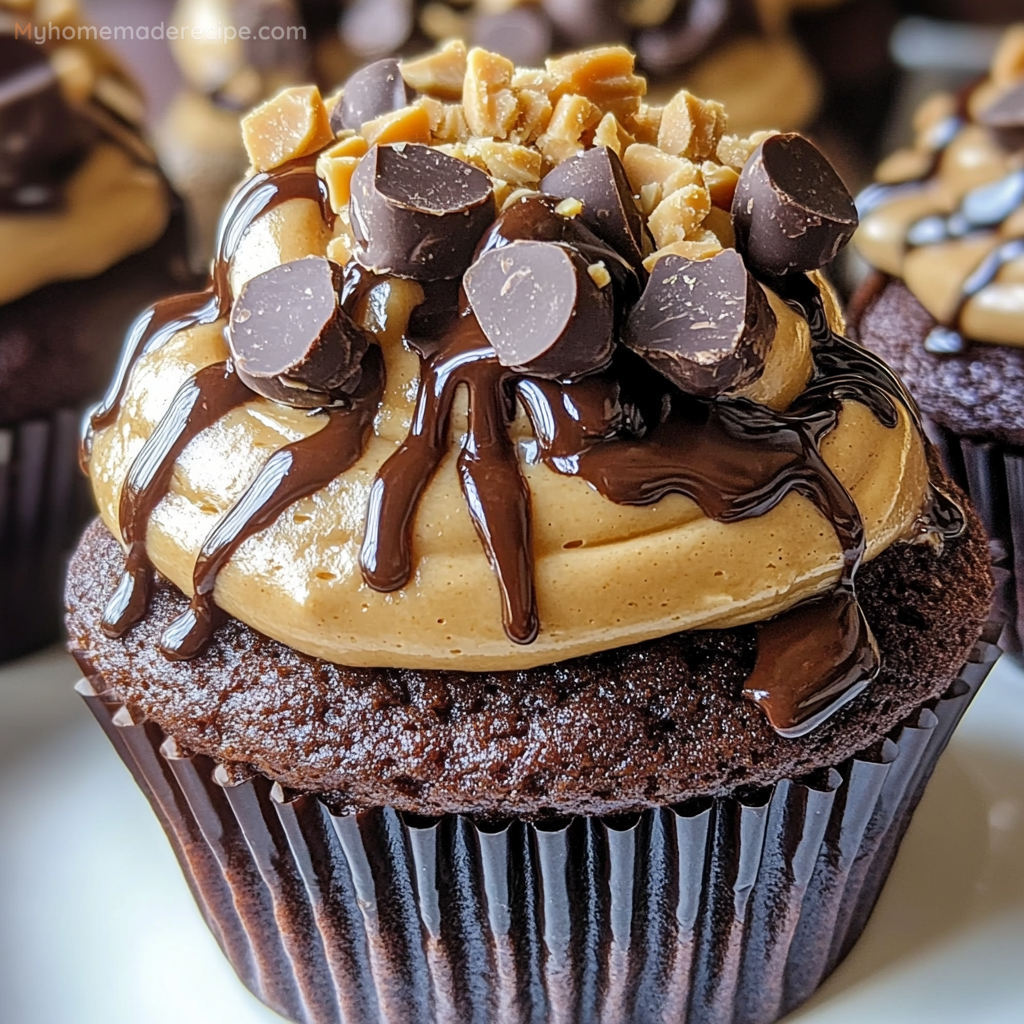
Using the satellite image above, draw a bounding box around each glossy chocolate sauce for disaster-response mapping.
[92,162,959,738]
[857,93,1024,355]
[95,157,354,642]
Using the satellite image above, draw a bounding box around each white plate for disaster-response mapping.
[1,648,1022,1024]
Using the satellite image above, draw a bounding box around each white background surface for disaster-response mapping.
[0,647,1022,1024]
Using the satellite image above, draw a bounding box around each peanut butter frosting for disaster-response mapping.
[0,0,171,304]
[83,44,952,738]
[854,26,1024,353]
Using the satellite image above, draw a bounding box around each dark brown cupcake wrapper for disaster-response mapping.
[74,624,1000,1024]
[0,407,91,661]
[929,422,1024,658]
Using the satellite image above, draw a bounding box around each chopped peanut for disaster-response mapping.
[359,102,432,146]
[463,47,518,139]
[327,232,354,265]
[587,262,612,288]
[537,93,600,165]
[555,197,583,217]
[511,88,553,145]
[647,184,712,247]
[51,45,94,105]
[715,130,779,170]
[700,161,739,208]
[638,182,662,217]
[992,26,1024,85]
[472,138,542,185]
[241,85,335,173]
[703,206,736,249]
[593,112,635,156]
[435,142,489,173]
[547,46,646,119]
[643,231,723,271]
[316,135,369,213]
[658,90,726,162]
[400,40,468,101]
[625,103,663,144]
[426,100,471,143]
[512,68,558,95]
[622,143,700,191]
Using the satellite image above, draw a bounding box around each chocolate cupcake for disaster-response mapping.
[852,26,1024,655]
[69,44,995,1024]
[0,1,192,661]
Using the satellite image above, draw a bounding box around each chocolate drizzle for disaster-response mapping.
[89,144,961,738]
[856,86,1024,356]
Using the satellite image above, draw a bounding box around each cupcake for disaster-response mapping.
[0,2,192,661]
[68,43,995,1024]
[852,26,1024,655]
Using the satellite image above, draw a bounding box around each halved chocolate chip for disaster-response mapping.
[464,240,616,380]
[350,143,496,281]
[731,133,858,277]
[0,38,89,210]
[623,250,776,397]
[333,58,414,134]
[476,194,643,303]
[473,9,554,68]
[977,81,1024,129]
[540,146,645,266]
[228,256,371,408]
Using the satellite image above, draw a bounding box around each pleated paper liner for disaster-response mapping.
[929,423,1024,659]
[73,622,1000,1024]
[0,408,91,661]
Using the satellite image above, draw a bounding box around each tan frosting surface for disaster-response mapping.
[854,31,1024,347]
[87,196,929,670]
[0,144,170,305]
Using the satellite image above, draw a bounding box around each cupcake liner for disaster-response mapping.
[929,422,1024,658]
[74,623,1000,1024]
[0,407,91,661]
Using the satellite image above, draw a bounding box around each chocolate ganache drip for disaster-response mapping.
[89,121,962,738]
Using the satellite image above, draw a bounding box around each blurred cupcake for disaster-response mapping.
[0,1,191,661]
[69,44,994,1024]
[157,0,312,267]
[852,26,1024,655]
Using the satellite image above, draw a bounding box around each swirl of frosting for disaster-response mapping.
[85,45,948,737]
[854,26,1024,353]
[0,2,171,304]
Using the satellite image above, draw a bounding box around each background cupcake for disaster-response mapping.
[852,25,1024,656]
[0,0,192,661]
[69,43,994,1024]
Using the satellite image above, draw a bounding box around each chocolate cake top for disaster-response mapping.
[855,25,1024,356]
[82,42,957,739]
[0,0,171,304]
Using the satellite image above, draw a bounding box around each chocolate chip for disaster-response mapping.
[540,146,646,266]
[977,81,1024,129]
[0,38,89,210]
[622,250,776,397]
[464,240,616,380]
[350,143,496,281]
[473,8,554,68]
[228,256,371,408]
[339,0,414,58]
[731,133,858,277]
[333,58,414,134]
[477,194,643,303]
